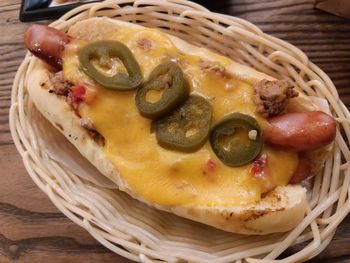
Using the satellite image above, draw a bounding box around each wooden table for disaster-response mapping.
[1,0,349,262]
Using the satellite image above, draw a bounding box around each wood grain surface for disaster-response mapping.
[0,0,350,262]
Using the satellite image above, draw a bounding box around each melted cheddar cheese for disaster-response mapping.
[63,28,298,206]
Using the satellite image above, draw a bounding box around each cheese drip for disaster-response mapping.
[63,28,298,206]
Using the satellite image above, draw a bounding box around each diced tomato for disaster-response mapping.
[71,84,86,101]
[68,84,87,117]
[207,158,217,171]
[202,158,217,182]
[251,154,268,177]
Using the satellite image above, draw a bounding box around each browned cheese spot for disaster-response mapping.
[200,59,231,80]
[137,38,153,52]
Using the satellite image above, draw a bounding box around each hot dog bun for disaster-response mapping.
[26,17,329,235]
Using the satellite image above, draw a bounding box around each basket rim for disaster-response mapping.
[10,1,350,262]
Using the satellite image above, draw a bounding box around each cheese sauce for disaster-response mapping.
[63,28,298,206]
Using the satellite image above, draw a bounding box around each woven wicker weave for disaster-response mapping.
[10,0,350,262]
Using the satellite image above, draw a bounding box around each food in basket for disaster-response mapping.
[23,17,336,235]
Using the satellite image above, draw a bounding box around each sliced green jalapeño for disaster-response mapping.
[154,95,212,152]
[210,113,263,167]
[79,40,143,90]
[135,61,189,119]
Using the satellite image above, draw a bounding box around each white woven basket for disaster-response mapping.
[10,0,350,262]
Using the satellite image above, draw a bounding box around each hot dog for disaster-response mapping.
[23,17,336,235]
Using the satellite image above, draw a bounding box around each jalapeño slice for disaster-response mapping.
[135,61,189,119]
[79,40,143,90]
[154,95,212,152]
[210,113,263,167]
